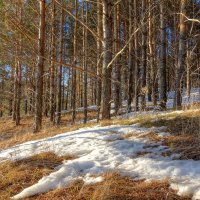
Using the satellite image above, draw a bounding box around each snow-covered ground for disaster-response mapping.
[62,88,200,116]
[167,88,200,109]
[58,89,200,127]
[1,123,200,199]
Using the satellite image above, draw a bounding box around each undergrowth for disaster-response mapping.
[0,152,75,200]
[27,173,191,200]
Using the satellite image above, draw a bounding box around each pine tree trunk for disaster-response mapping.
[15,0,22,125]
[72,0,78,124]
[159,0,167,109]
[16,60,22,125]
[13,2,22,126]
[101,0,113,120]
[12,55,18,121]
[50,0,56,123]
[66,69,71,111]
[33,0,46,133]
[83,2,88,124]
[113,3,121,114]
[186,40,191,97]
[148,1,157,106]
[56,2,64,125]
[128,0,133,113]
[0,79,4,117]
[175,0,187,108]
[134,0,139,111]
[96,0,102,122]
[140,0,147,111]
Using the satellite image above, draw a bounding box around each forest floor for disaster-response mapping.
[0,107,200,200]
[0,111,98,150]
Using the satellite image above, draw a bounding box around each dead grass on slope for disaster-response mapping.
[0,110,157,150]
[141,110,200,160]
[1,108,199,161]
[164,135,200,160]
[184,102,200,110]
[0,152,75,200]
[139,131,162,142]
[0,111,97,150]
[122,132,140,139]
[27,173,191,200]
[160,111,200,160]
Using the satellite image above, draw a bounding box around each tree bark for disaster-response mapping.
[33,0,46,133]
[50,0,56,123]
[72,0,78,124]
[134,0,139,111]
[148,0,157,106]
[186,40,191,97]
[96,0,102,122]
[13,1,22,125]
[159,0,167,109]
[83,2,88,124]
[56,2,64,125]
[140,0,147,111]
[175,0,187,108]
[101,0,113,120]
[113,3,121,114]
[128,0,133,113]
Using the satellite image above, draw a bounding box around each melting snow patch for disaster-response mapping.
[0,124,199,199]
[84,175,104,185]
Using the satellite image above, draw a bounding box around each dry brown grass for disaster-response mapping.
[164,135,200,160]
[26,173,191,200]
[0,110,154,150]
[1,109,198,199]
[0,152,75,200]
[183,102,200,110]
[162,110,200,160]
[140,109,200,160]
[2,152,190,200]
[139,131,162,143]
[122,132,140,139]
[1,108,199,159]
[0,111,98,150]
